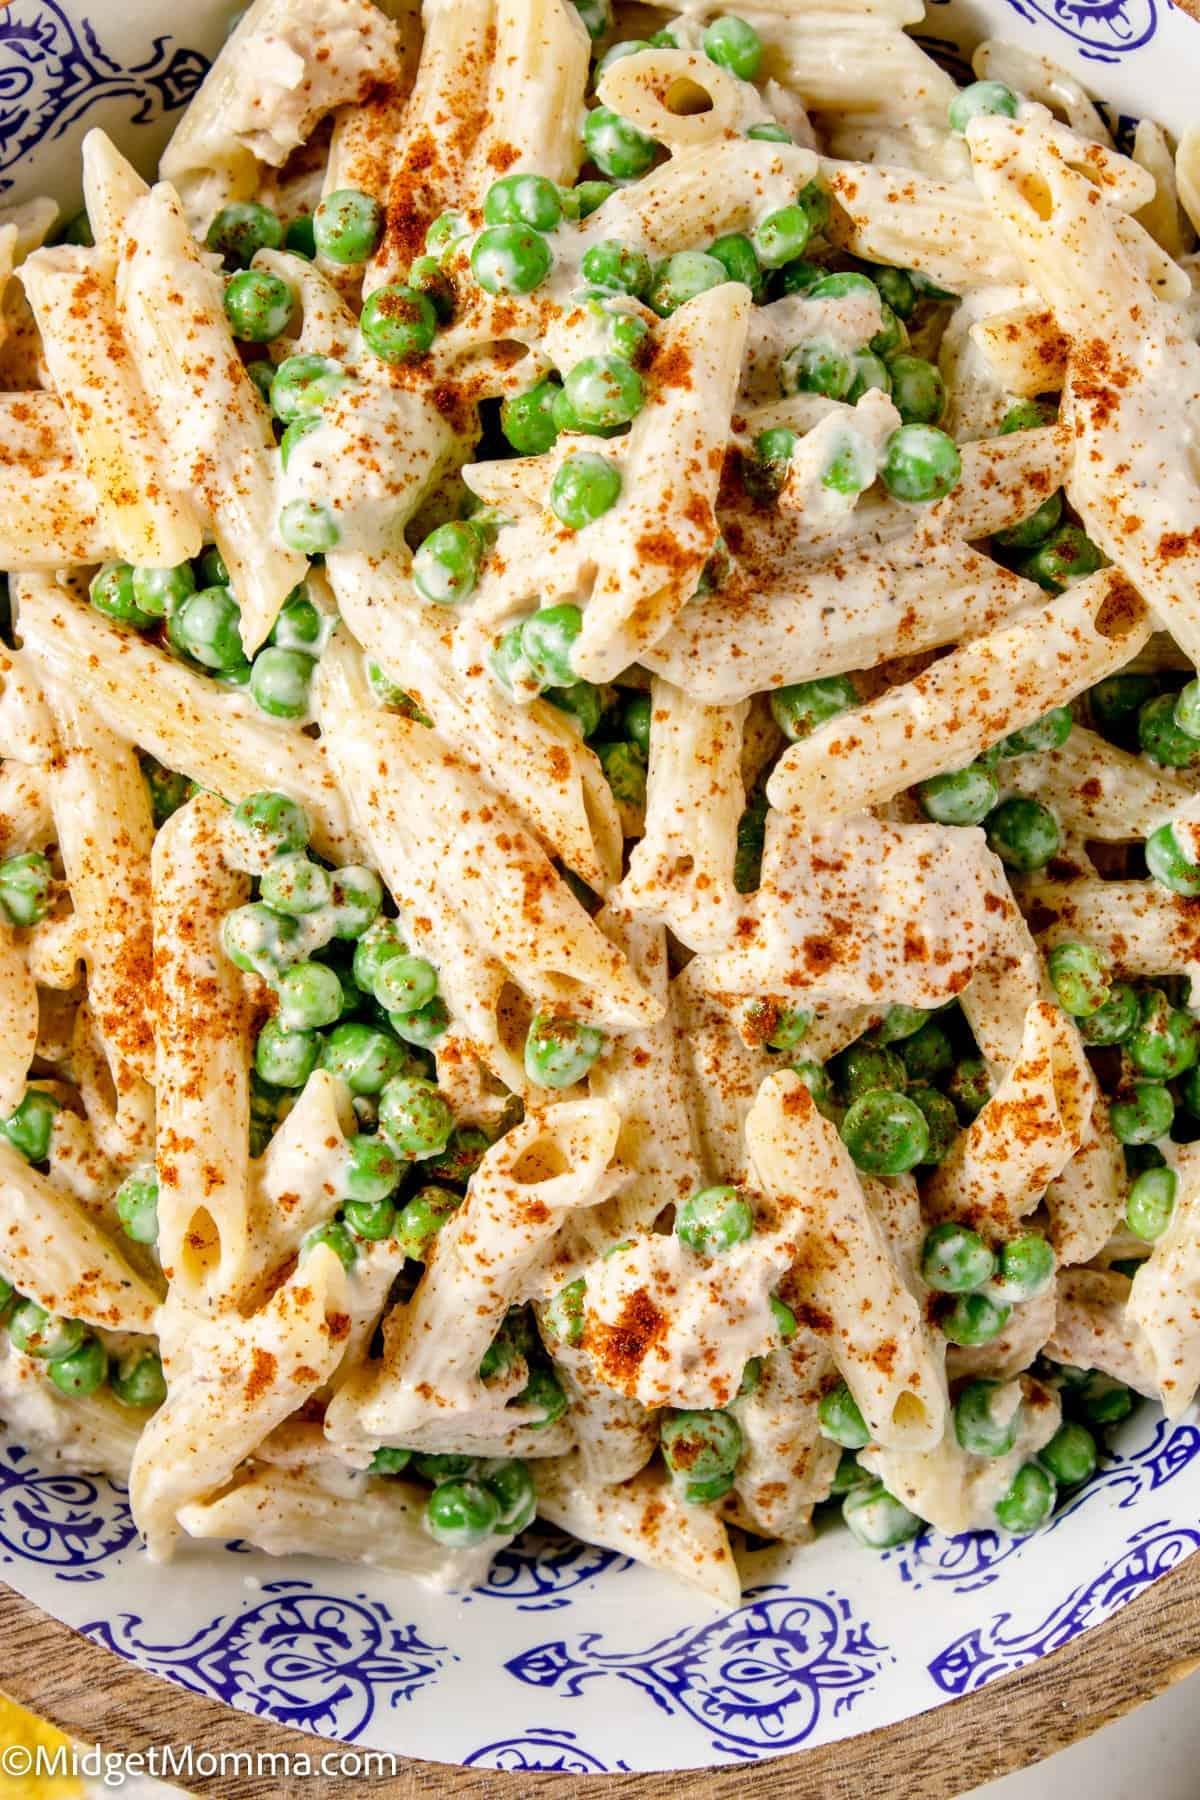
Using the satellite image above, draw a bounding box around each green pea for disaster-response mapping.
[742,426,797,503]
[994,1233,1055,1302]
[770,1295,798,1341]
[993,488,1064,554]
[549,452,622,531]
[583,106,657,180]
[846,349,892,405]
[375,952,438,1018]
[1139,698,1200,776]
[396,1183,461,1259]
[954,1378,1020,1457]
[525,1012,605,1087]
[319,1021,411,1096]
[140,755,194,828]
[1145,821,1200,903]
[115,1166,159,1244]
[746,121,791,143]
[249,645,315,720]
[327,866,383,941]
[750,203,813,271]
[425,210,469,258]
[574,0,610,38]
[223,269,294,343]
[647,250,727,317]
[276,961,343,1031]
[563,354,643,428]
[706,232,764,301]
[941,1291,1011,1347]
[522,604,582,688]
[197,546,229,586]
[918,764,998,827]
[1128,990,1197,1080]
[735,788,767,892]
[660,1407,742,1480]
[339,1135,403,1207]
[769,675,857,742]
[278,498,340,554]
[1184,1066,1200,1115]
[999,706,1074,760]
[1,1089,58,1163]
[842,1480,922,1549]
[830,1449,870,1494]
[501,379,561,455]
[1044,941,1109,1018]
[284,213,316,258]
[360,284,438,367]
[270,353,348,423]
[737,1357,762,1398]
[352,919,405,992]
[339,1194,392,1240]
[221,903,300,978]
[779,339,855,400]
[702,13,763,78]
[1076,1371,1134,1426]
[1091,674,1160,750]
[1039,1420,1096,1487]
[378,1075,454,1158]
[299,1218,358,1270]
[949,79,1019,134]
[424,1478,500,1547]
[773,258,822,298]
[948,1056,991,1117]
[789,1058,839,1120]
[89,561,155,629]
[870,266,918,319]
[745,999,810,1051]
[880,423,962,502]
[252,356,283,402]
[111,1348,166,1410]
[471,223,553,297]
[412,520,482,607]
[869,299,906,359]
[414,1452,477,1483]
[1109,1081,1174,1145]
[1126,1164,1177,1241]
[899,1022,953,1084]
[985,795,1060,870]
[617,692,650,756]
[254,1018,320,1088]
[56,209,93,246]
[1076,982,1137,1046]
[600,740,648,809]
[840,1089,928,1175]
[313,188,382,263]
[921,1221,996,1293]
[368,1446,411,1475]
[547,682,604,738]
[230,791,310,864]
[172,585,244,670]
[876,1005,927,1043]
[839,1043,907,1103]
[909,1085,959,1165]
[818,1381,871,1449]
[47,1335,108,1397]
[8,1302,86,1361]
[807,270,876,303]
[880,352,943,426]
[1021,524,1105,594]
[131,562,195,620]
[406,253,454,323]
[543,1276,587,1348]
[0,852,51,928]
[520,1362,568,1426]
[480,1457,536,1531]
[999,399,1054,434]
[206,201,282,266]
[1172,680,1200,741]
[260,853,330,917]
[675,1184,755,1255]
[995,1460,1056,1533]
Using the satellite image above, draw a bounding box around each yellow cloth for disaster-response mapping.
[0,1693,83,1798]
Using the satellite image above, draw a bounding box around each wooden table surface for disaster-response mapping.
[1,1553,1198,1798]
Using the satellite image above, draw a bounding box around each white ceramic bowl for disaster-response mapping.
[2,0,1199,1776]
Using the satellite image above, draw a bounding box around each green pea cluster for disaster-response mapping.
[0,1276,164,1409]
[988,474,1105,594]
[921,1220,1055,1347]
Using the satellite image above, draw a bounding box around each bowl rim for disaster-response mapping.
[3,1554,1199,1795]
